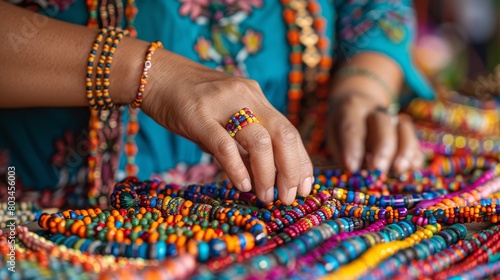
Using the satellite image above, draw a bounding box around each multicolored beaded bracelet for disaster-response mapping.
[102,28,127,109]
[86,28,109,110]
[131,40,163,108]
[95,28,116,109]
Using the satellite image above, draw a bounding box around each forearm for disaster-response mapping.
[331,52,404,107]
[0,2,173,108]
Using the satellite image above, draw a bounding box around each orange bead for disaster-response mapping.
[283,9,296,24]
[308,1,320,13]
[290,52,302,65]
[56,220,66,234]
[289,71,304,84]
[287,30,300,45]
[106,229,116,242]
[187,240,198,257]
[83,216,92,225]
[147,231,159,243]
[288,89,303,100]
[78,225,87,238]
[167,234,178,244]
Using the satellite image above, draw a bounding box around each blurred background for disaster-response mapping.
[414,0,500,91]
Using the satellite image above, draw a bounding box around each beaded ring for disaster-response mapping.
[225,108,259,137]
[131,40,163,108]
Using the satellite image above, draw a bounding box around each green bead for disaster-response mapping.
[140,218,149,226]
[124,222,132,229]
[130,230,139,241]
[98,230,106,241]
[201,220,209,229]
[66,219,75,230]
[166,227,175,235]
[184,231,194,238]
[98,213,106,221]
[221,223,230,233]
[211,220,219,229]
[159,233,167,241]
[152,213,159,220]
[182,216,189,223]
[158,223,167,230]
[91,216,99,223]
[131,218,139,227]
[189,214,198,221]
[144,212,152,220]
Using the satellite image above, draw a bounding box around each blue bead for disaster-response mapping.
[167,243,177,257]
[198,242,210,262]
[156,241,167,260]
[138,243,148,259]
[238,234,247,251]
[209,238,227,258]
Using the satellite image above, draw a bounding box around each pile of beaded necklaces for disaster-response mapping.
[4,147,500,279]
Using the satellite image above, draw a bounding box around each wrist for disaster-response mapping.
[108,37,151,105]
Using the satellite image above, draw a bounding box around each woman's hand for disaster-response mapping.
[142,52,313,205]
[327,53,424,174]
[327,92,424,174]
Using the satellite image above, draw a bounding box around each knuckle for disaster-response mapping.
[275,124,298,144]
[214,139,237,158]
[251,130,272,153]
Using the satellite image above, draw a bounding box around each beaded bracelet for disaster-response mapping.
[131,40,163,108]
[102,28,127,109]
[335,66,400,115]
[95,28,116,109]
[86,28,109,110]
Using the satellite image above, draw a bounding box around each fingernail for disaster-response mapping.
[241,178,252,192]
[299,177,312,197]
[376,157,390,173]
[346,156,361,172]
[264,187,275,203]
[395,158,409,173]
[285,187,298,205]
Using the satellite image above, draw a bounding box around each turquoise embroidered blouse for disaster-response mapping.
[0,0,433,191]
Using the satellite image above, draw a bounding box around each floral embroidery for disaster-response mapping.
[339,0,412,44]
[180,0,263,77]
[242,29,262,54]
[179,0,210,20]
[7,0,75,13]
[194,37,212,60]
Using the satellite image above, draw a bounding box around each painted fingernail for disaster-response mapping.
[299,177,312,197]
[285,187,298,205]
[264,187,275,203]
[241,178,252,192]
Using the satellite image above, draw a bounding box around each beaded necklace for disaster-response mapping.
[86,0,138,206]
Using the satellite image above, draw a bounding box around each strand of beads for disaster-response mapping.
[399,225,500,278]
[362,224,467,280]
[215,218,364,279]
[434,226,500,279]
[326,224,440,279]
[0,226,195,280]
